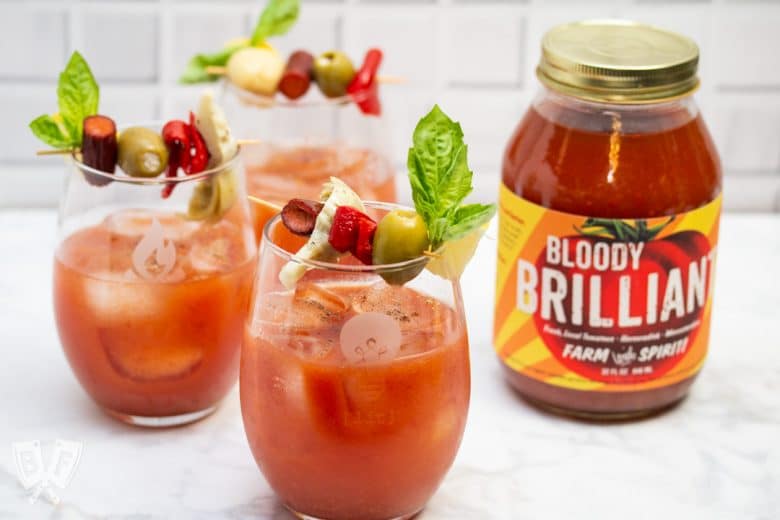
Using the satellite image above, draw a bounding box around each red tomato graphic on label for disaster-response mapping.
[531,218,713,384]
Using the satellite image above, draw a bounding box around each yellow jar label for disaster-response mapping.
[494,184,722,391]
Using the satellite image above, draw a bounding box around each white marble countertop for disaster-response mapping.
[0,211,777,520]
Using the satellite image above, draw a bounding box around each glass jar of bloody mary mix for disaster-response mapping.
[495,20,722,419]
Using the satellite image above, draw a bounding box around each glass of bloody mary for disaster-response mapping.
[241,202,470,520]
[53,143,257,427]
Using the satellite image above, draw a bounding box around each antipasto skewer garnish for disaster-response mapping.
[180,0,390,115]
[204,66,404,88]
[35,138,261,157]
[273,105,496,288]
[30,51,241,222]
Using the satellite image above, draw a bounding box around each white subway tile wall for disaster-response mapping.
[2,0,778,212]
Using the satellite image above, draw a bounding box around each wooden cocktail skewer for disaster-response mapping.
[373,74,405,85]
[247,195,282,212]
[204,66,406,84]
[36,149,75,156]
[237,138,262,146]
[36,138,262,157]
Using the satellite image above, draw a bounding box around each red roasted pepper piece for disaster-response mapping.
[162,120,191,173]
[160,117,210,198]
[346,48,383,116]
[187,111,209,174]
[329,206,360,253]
[328,206,376,264]
[161,169,176,199]
[161,120,189,198]
[353,217,377,265]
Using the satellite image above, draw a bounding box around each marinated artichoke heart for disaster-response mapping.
[186,92,239,221]
[186,169,237,222]
[194,90,237,169]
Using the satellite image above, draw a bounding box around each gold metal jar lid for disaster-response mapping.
[537,19,700,104]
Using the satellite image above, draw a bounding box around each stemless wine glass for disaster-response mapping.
[219,82,398,239]
[53,136,257,427]
[241,202,470,520]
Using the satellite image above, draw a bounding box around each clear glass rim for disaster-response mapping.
[70,145,241,186]
[224,79,382,110]
[262,200,436,273]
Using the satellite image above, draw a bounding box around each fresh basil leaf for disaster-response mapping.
[57,51,99,146]
[409,105,464,201]
[251,0,300,45]
[407,105,475,245]
[443,203,496,242]
[29,114,74,149]
[436,143,472,217]
[427,217,452,246]
[407,149,436,222]
[180,45,242,84]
